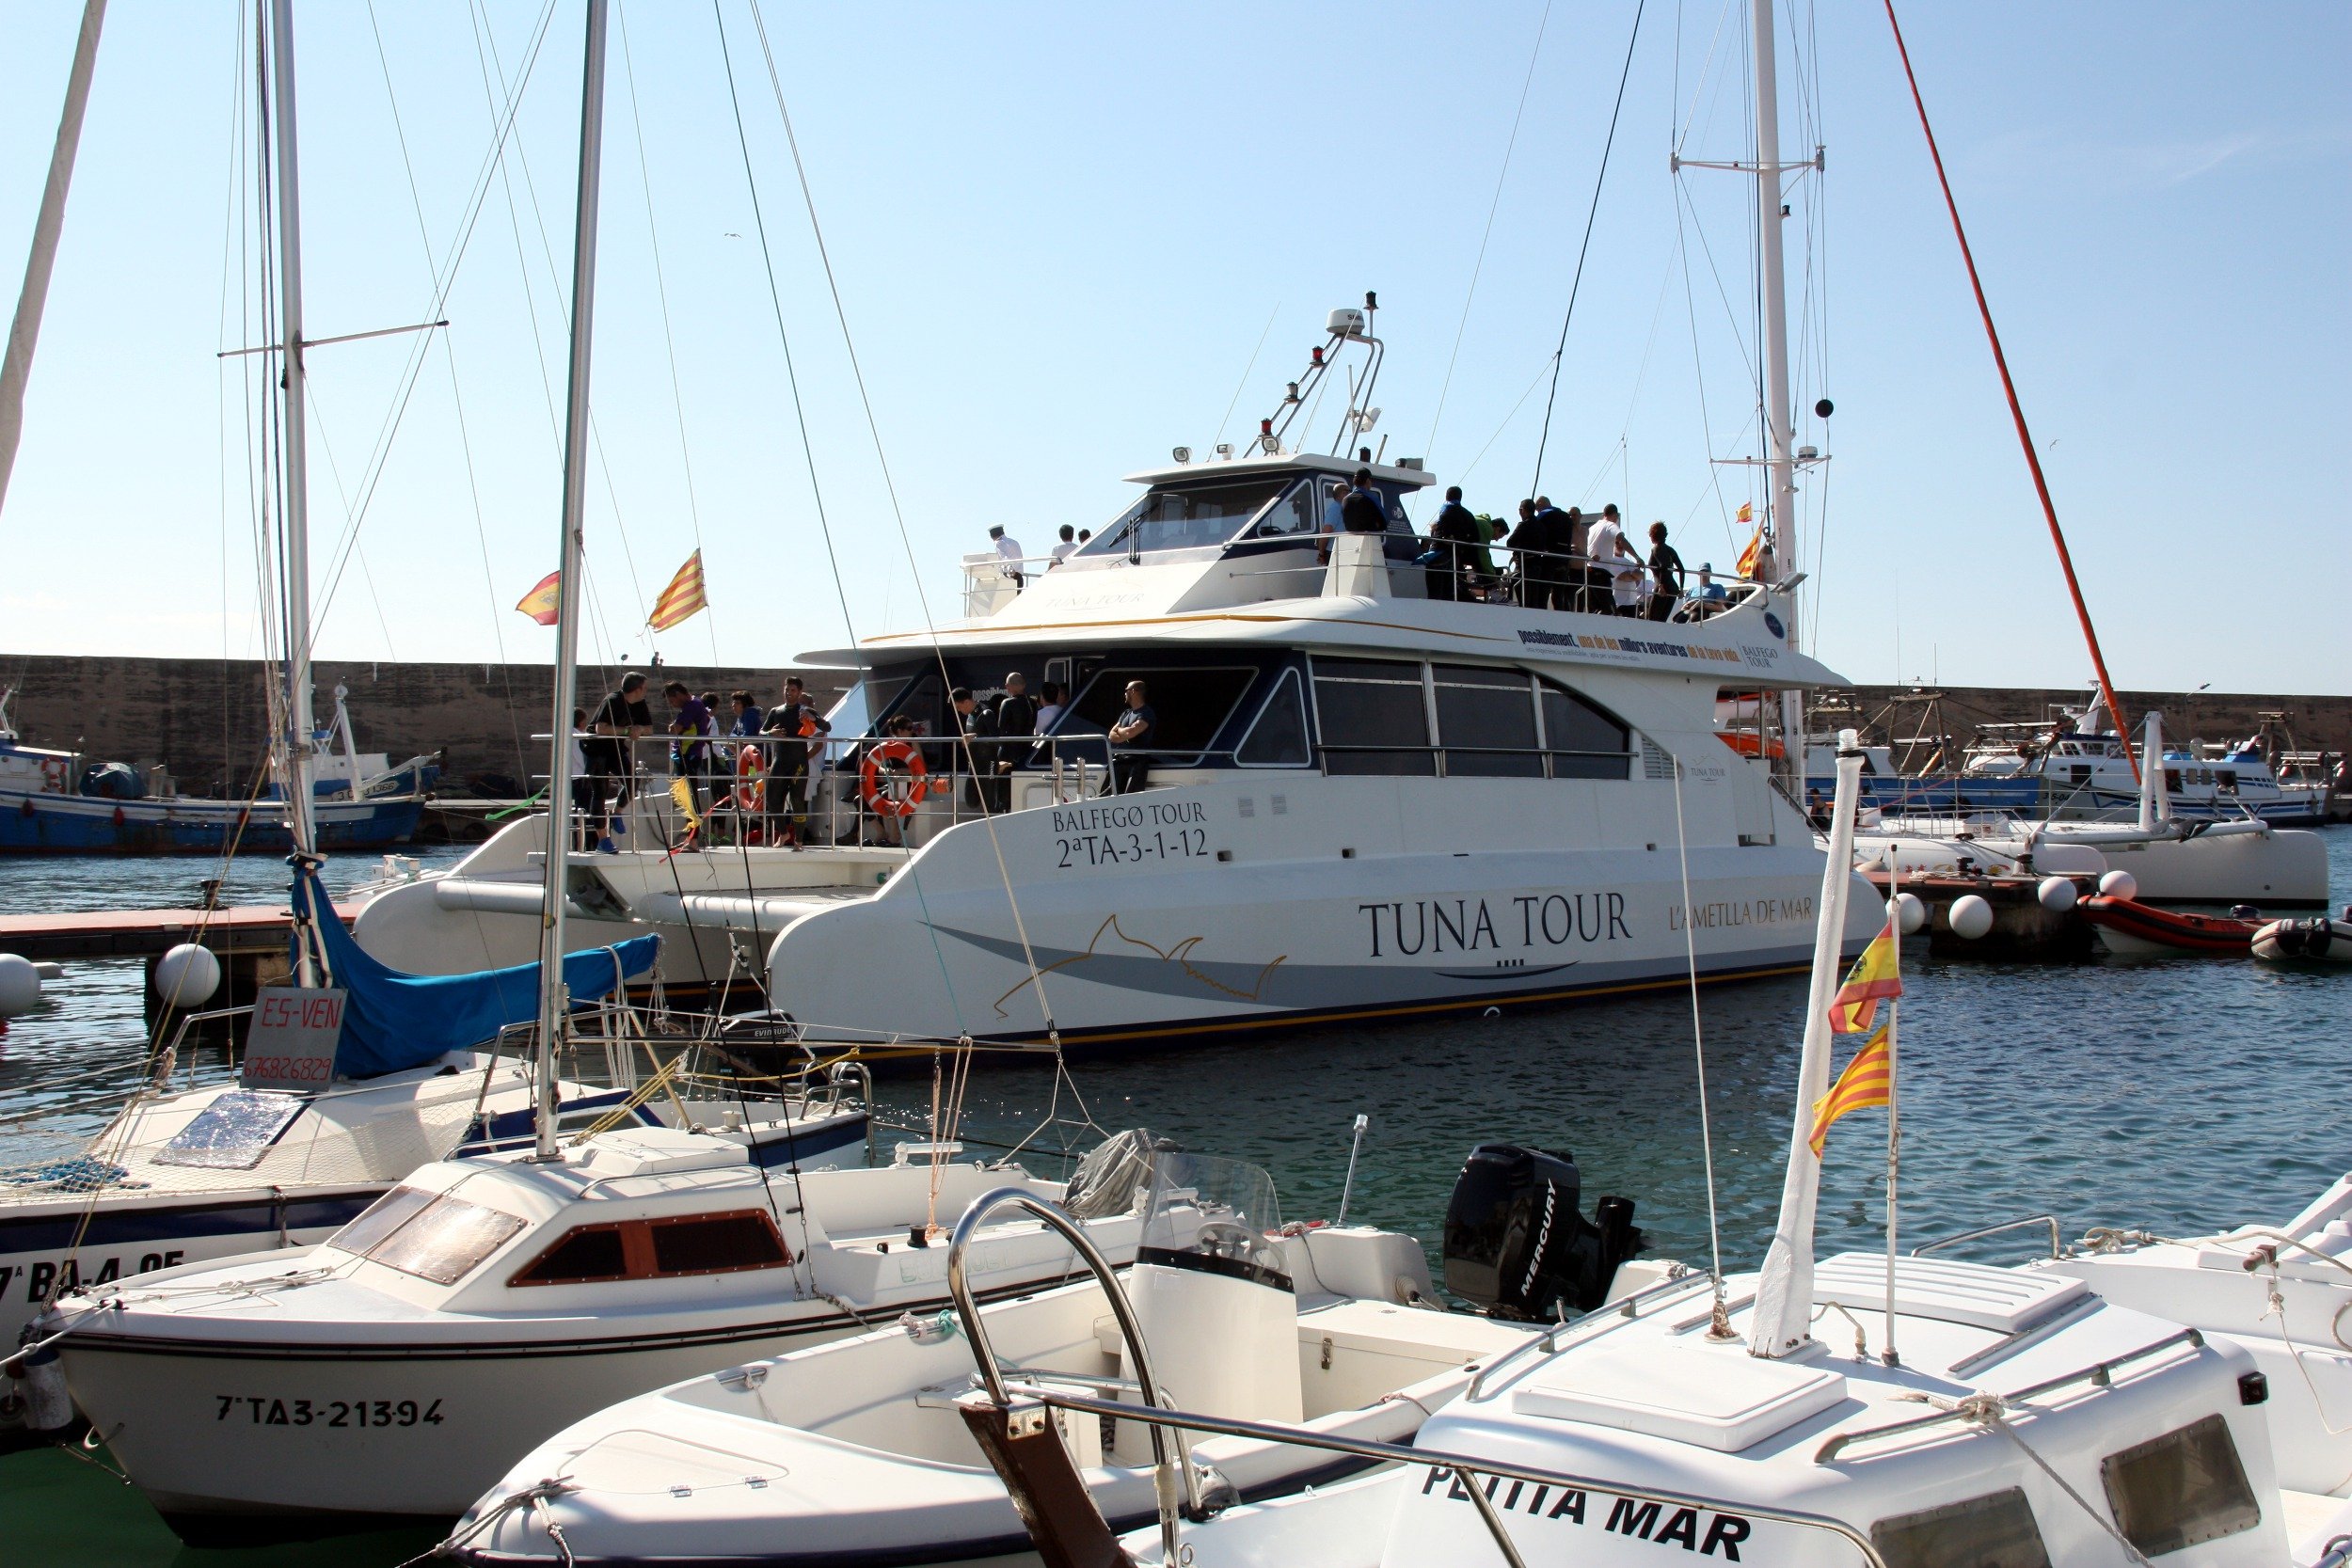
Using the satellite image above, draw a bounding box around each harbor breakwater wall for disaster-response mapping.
[0,654,2344,791]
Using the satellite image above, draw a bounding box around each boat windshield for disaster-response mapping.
[1075,475,1307,557]
[1136,1148,1288,1281]
[326,1185,527,1286]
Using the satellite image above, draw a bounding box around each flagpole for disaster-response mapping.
[1883,857,1901,1368]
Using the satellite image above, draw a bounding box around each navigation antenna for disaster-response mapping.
[1251,292,1383,457]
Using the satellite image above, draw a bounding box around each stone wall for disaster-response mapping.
[0,656,849,798]
[1,654,2343,792]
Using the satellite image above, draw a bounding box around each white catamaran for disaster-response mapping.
[352,302,1880,1045]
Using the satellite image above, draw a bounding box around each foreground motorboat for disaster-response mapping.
[951,739,2324,1567]
[2031,1173,2352,1513]
[40,1124,1166,1541]
[443,1144,1655,1567]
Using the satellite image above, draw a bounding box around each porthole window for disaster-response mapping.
[2099,1413,2261,1556]
[1870,1488,2051,1568]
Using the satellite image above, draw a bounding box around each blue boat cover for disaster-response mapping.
[290,868,660,1078]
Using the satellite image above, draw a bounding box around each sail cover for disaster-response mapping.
[290,868,660,1078]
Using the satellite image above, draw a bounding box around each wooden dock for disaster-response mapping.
[0,903,353,963]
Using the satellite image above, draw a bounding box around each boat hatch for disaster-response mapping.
[1513,1339,1848,1452]
[150,1089,308,1170]
[575,1127,750,1179]
[1812,1251,2087,1333]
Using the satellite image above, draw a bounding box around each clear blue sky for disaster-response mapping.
[2,1,2344,694]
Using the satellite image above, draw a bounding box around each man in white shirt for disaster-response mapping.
[989,525,1026,588]
[1034,682,1066,732]
[1049,524,1077,566]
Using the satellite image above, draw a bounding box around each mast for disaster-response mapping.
[0,0,105,520]
[1749,732,1866,1358]
[532,0,612,1163]
[267,0,317,868]
[1750,0,1804,774]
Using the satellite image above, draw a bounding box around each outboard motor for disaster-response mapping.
[1442,1143,1645,1321]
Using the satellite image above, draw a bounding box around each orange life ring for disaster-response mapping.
[40,756,67,792]
[731,743,765,815]
[859,738,930,820]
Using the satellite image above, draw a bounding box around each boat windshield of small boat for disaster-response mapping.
[442,1146,1595,1568]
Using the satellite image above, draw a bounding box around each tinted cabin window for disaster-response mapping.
[1538,682,1631,779]
[1236,669,1311,767]
[1433,665,1540,778]
[1871,1488,2052,1568]
[511,1225,631,1286]
[1082,477,1293,556]
[650,1213,790,1277]
[1313,658,1433,775]
[2100,1414,2261,1556]
[1059,667,1257,763]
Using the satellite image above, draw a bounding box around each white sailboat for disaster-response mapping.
[0,0,865,1411]
[437,1146,1656,1567]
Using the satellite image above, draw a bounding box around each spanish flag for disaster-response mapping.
[1735,500,1753,524]
[1828,919,1903,1034]
[647,550,708,632]
[1807,1022,1892,1156]
[1734,522,1766,580]
[514,570,562,626]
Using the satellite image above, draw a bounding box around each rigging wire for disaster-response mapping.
[362,1,532,781]
[1424,0,1552,463]
[1881,0,2137,769]
[737,0,1070,1051]
[1529,0,1645,499]
[615,0,719,664]
[1211,300,1281,451]
[1670,760,1730,1313]
[707,0,971,1039]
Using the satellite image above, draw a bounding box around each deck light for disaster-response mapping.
[1172,446,1192,463]
[1215,443,1233,459]
[1285,381,1301,404]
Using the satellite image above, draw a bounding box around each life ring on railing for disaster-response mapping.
[859,739,930,821]
[39,757,67,792]
[731,743,765,816]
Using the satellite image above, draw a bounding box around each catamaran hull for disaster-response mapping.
[0,787,421,853]
[760,776,1877,1046]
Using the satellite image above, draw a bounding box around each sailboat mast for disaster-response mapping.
[0,0,106,520]
[1749,0,1804,770]
[267,0,317,868]
[532,0,612,1163]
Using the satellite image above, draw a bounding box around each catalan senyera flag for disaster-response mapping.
[1807,1022,1892,1156]
[647,549,708,631]
[1828,918,1903,1034]
[514,570,562,626]
[1734,522,1766,580]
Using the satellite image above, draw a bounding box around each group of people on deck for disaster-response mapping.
[1425,488,1731,620]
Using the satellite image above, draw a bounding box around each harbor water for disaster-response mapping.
[2,831,2347,1563]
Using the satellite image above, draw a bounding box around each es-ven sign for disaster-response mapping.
[241,987,346,1093]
